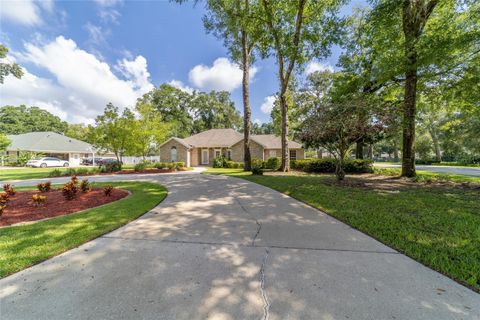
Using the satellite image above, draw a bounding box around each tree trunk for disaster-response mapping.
[429,127,442,162]
[335,152,346,181]
[401,0,438,177]
[401,44,417,177]
[393,138,399,162]
[355,142,364,159]
[241,31,252,171]
[317,148,323,159]
[367,144,373,159]
[280,91,289,172]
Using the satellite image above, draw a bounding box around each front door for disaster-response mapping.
[201,149,209,165]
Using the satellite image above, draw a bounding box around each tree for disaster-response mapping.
[138,84,194,138]
[366,0,479,175]
[400,0,439,176]
[0,44,23,84]
[260,0,345,171]
[0,105,68,134]
[191,91,242,133]
[65,124,95,143]
[203,0,266,171]
[0,133,10,151]
[251,121,274,135]
[92,103,134,162]
[300,72,392,180]
[129,103,172,159]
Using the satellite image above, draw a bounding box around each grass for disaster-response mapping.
[0,181,167,278]
[374,167,480,184]
[0,167,69,181]
[204,167,480,292]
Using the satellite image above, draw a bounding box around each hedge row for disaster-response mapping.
[291,158,374,173]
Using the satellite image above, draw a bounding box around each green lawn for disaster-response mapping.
[0,167,69,181]
[0,181,167,278]
[204,167,480,292]
[374,167,480,184]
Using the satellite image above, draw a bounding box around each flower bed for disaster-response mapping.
[0,188,129,226]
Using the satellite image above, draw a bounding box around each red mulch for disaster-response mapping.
[0,188,129,226]
[116,169,175,174]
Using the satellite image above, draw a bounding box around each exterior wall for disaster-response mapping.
[191,148,199,166]
[296,149,305,160]
[264,148,281,160]
[160,139,189,166]
[249,140,265,161]
[231,141,244,162]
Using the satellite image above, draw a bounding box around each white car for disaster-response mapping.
[26,157,70,168]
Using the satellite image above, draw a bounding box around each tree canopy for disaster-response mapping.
[0,105,68,135]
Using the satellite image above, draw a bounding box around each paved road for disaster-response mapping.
[1,171,479,320]
[375,163,480,176]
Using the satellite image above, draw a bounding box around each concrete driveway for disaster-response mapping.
[375,163,480,176]
[1,171,479,320]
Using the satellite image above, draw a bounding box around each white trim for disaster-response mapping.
[227,148,232,160]
[214,148,222,159]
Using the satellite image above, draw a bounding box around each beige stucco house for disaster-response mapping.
[159,128,304,167]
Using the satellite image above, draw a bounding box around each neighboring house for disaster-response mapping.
[6,132,98,166]
[159,128,304,167]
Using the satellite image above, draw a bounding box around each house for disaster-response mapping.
[159,128,304,167]
[6,132,98,166]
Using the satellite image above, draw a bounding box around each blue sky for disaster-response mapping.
[0,0,364,125]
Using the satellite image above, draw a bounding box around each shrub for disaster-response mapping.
[75,167,89,175]
[48,169,63,177]
[251,158,264,175]
[134,162,147,171]
[0,193,9,215]
[89,167,101,174]
[99,161,122,173]
[80,179,91,193]
[37,182,52,192]
[344,159,374,173]
[265,157,280,170]
[290,158,373,174]
[70,175,79,185]
[173,162,185,169]
[154,162,165,169]
[213,155,227,168]
[61,181,78,200]
[103,185,114,196]
[64,168,77,176]
[3,184,16,196]
[32,194,47,207]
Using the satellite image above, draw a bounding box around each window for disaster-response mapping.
[227,149,232,160]
[269,150,276,158]
[289,149,297,160]
[214,149,221,158]
[171,146,177,162]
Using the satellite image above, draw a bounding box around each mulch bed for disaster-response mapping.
[0,188,129,227]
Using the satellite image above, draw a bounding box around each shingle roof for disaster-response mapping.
[251,134,303,149]
[183,129,243,148]
[7,132,95,153]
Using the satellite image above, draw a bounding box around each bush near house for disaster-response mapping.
[291,158,374,174]
[265,157,281,170]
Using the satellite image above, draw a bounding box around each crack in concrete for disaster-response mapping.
[100,235,399,254]
[234,195,262,247]
[259,249,270,320]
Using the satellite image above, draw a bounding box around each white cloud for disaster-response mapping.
[305,61,334,75]
[260,95,276,114]
[253,118,262,125]
[84,22,109,45]
[188,57,257,92]
[93,0,122,23]
[168,80,194,94]
[0,0,43,26]
[1,36,154,123]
